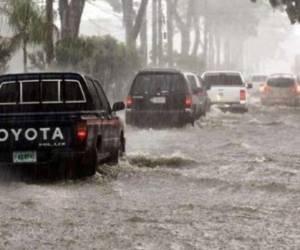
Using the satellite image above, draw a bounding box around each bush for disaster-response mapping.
[55,36,141,101]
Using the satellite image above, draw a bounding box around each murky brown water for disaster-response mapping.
[0,100,300,249]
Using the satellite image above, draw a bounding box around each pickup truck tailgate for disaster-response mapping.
[0,114,79,151]
[208,86,244,104]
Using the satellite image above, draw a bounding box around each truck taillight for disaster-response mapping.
[76,122,88,141]
[240,90,246,101]
[126,96,133,108]
[185,96,193,108]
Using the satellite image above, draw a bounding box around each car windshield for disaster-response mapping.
[267,77,295,87]
[132,73,185,95]
[204,74,244,86]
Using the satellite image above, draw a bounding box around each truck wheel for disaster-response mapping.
[66,148,97,179]
[80,148,97,178]
[107,135,125,165]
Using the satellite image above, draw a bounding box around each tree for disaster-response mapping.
[58,0,86,39]
[45,0,54,65]
[0,37,15,73]
[121,0,149,48]
[251,0,300,24]
[3,0,45,72]
[55,36,141,100]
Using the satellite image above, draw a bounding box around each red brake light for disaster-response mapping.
[290,84,300,95]
[240,90,246,101]
[76,122,88,141]
[126,96,133,108]
[185,96,193,108]
[263,85,272,94]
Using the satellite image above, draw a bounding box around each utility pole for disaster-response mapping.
[46,0,54,66]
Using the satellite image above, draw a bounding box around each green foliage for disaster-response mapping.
[6,0,45,43]
[55,36,141,99]
[4,0,46,71]
[174,53,205,73]
[0,39,13,73]
[251,0,300,24]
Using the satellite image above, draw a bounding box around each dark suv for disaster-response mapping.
[125,69,206,127]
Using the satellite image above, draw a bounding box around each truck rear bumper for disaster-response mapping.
[212,102,248,111]
[0,149,89,167]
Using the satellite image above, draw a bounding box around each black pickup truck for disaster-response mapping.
[0,72,125,178]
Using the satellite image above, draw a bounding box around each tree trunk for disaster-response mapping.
[122,0,134,46]
[216,33,221,69]
[140,17,148,64]
[192,16,200,57]
[174,0,194,56]
[59,0,86,39]
[152,0,158,65]
[122,0,149,49]
[46,0,54,65]
[130,0,149,43]
[158,0,163,65]
[23,39,28,73]
[166,0,174,66]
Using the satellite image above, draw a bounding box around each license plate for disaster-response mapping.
[13,151,37,163]
[150,97,166,104]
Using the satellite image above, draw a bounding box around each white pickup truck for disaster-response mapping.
[201,71,251,112]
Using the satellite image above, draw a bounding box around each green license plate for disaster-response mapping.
[13,151,37,163]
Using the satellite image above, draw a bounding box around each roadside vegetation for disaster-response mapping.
[0,0,294,98]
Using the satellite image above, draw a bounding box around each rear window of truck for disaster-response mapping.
[204,74,244,87]
[132,73,186,95]
[0,80,86,105]
[267,78,295,88]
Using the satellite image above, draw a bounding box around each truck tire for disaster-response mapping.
[107,135,125,165]
[66,148,97,179]
[81,148,97,177]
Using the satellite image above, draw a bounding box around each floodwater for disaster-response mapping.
[0,98,300,249]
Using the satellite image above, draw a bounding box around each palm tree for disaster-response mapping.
[4,0,45,72]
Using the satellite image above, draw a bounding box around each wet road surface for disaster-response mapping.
[0,100,300,249]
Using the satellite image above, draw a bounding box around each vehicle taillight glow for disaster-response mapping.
[263,85,272,94]
[126,96,133,108]
[240,90,246,102]
[290,84,300,95]
[259,84,266,93]
[185,96,193,108]
[76,122,88,141]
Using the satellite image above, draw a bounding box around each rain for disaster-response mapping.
[0,0,300,249]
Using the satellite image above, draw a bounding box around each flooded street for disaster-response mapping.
[1,100,300,249]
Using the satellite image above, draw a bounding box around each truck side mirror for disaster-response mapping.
[112,102,125,112]
[247,83,253,89]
